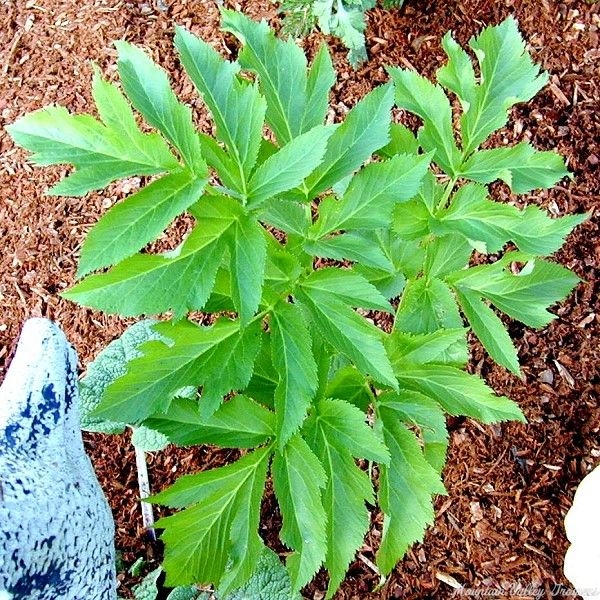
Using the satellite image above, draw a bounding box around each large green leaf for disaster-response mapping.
[376,408,446,574]
[304,84,395,199]
[305,231,395,271]
[447,254,581,328]
[296,284,397,389]
[459,142,570,193]
[144,395,275,448]
[229,214,267,324]
[379,392,449,474]
[247,125,334,208]
[272,435,327,591]
[270,300,318,447]
[222,9,317,145]
[443,18,548,156]
[78,170,206,277]
[64,197,240,318]
[385,328,468,369]
[388,67,461,176]
[116,41,204,173]
[154,447,271,591]
[92,318,262,423]
[174,26,265,181]
[7,104,178,196]
[433,183,521,253]
[304,399,387,598]
[455,288,521,375]
[313,153,430,235]
[300,267,393,313]
[395,364,525,423]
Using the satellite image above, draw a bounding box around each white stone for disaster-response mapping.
[0,318,116,599]
[564,464,600,599]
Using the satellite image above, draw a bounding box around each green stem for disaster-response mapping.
[436,177,457,211]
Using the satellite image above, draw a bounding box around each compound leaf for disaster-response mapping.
[433,183,522,253]
[458,18,548,155]
[175,26,265,180]
[272,435,327,591]
[313,153,431,235]
[447,254,581,328]
[155,447,271,590]
[78,170,206,277]
[270,300,318,447]
[388,67,461,176]
[64,198,239,318]
[144,395,275,449]
[7,105,178,196]
[92,317,262,423]
[460,142,570,193]
[376,408,446,574]
[116,41,205,174]
[304,398,385,597]
[510,206,588,256]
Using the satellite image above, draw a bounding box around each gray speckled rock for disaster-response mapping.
[0,318,117,600]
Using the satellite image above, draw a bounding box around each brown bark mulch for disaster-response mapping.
[1,0,599,598]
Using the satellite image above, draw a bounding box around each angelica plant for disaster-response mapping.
[8,12,584,598]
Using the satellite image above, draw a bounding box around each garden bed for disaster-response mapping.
[1,0,599,597]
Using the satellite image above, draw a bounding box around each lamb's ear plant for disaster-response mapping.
[8,12,585,598]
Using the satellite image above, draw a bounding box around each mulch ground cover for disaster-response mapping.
[1,0,599,598]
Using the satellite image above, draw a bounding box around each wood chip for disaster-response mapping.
[435,571,463,589]
[553,359,576,387]
[549,82,571,106]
